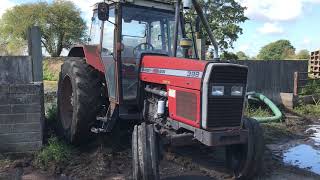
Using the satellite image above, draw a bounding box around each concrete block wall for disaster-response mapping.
[0,83,43,153]
[0,56,32,84]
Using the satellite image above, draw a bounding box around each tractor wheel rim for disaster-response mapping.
[60,75,73,129]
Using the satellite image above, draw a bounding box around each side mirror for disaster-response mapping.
[98,2,109,21]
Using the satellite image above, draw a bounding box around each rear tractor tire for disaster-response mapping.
[226,118,264,180]
[132,123,160,180]
[57,58,105,145]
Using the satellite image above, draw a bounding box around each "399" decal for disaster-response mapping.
[187,71,201,78]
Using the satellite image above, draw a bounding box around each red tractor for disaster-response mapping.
[57,0,264,179]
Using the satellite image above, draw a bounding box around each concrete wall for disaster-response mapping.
[234,60,308,103]
[0,57,43,153]
[0,56,33,84]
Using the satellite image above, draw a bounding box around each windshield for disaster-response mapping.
[121,5,180,102]
[122,5,177,57]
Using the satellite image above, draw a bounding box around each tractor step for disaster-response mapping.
[91,127,107,133]
[96,116,109,122]
[91,115,114,134]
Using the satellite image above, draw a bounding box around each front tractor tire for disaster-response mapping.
[226,118,264,180]
[57,58,104,145]
[132,123,160,180]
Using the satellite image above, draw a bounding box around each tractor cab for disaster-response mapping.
[89,0,200,107]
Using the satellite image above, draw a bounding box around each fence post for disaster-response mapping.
[28,26,43,82]
[293,71,299,96]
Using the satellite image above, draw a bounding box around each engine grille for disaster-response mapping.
[176,91,197,121]
[209,66,248,84]
[206,65,248,129]
[207,97,244,128]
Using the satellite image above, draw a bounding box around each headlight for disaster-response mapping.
[231,86,243,96]
[212,86,224,96]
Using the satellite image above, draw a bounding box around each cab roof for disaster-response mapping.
[93,0,174,11]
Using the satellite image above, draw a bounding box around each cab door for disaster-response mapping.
[100,7,119,103]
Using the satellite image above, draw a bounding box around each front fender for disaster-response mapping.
[68,45,105,73]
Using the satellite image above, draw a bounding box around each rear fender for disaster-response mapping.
[68,45,105,73]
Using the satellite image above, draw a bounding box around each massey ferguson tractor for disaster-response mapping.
[57,0,264,179]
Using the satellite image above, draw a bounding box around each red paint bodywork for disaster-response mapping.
[68,45,105,73]
[68,48,206,129]
[167,86,201,128]
[141,55,209,128]
[140,56,209,90]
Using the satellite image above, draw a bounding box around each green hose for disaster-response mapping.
[246,92,282,123]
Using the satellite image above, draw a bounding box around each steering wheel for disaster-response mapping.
[133,43,154,55]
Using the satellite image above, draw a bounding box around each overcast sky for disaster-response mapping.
[2,0,320,56]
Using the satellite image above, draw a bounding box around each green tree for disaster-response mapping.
[296,49,310,60]
[186,0,248,51]
[0,0,86,57]
[220,51,238,60]
[236,51,249,60]
[257,40,296,60]
[250,56,257,60]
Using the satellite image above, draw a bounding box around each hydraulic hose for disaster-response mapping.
[246,92,282,123]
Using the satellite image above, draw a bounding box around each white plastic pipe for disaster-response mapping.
[182,0,192,9]
[157,101,165,115]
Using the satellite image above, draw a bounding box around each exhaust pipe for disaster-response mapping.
[191,0,220,60]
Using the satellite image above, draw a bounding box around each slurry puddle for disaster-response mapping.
[281,124,320,175]
[283,144,320,175]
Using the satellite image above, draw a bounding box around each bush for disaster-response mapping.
[294,104,320,117]
[300,80,320,96]
[35,136,72,169]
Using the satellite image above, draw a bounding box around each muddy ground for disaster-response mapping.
[1,82,320,180]
[1,111,320,180]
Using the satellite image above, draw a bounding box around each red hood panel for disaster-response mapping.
[140,56,209,90]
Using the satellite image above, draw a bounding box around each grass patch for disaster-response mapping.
[44,80,58,93]
[44,103,58,140]
[45,103,57,124]
[35,136,72,170]
[0,154,10,170]
[294,104,320,117]
[300,80,320,96]
[43,61,59,81]
[43,59,63,81]
[245,106,272,118]
[245,102,273,118]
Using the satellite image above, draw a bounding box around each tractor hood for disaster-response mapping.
[140,55,209,90]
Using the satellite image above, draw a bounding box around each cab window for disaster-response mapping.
[89,11,102,45]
